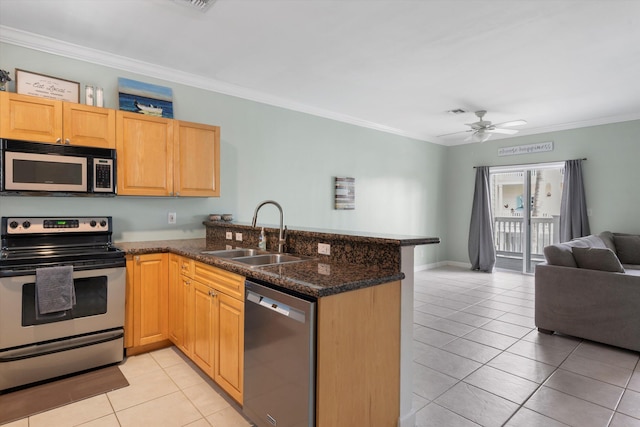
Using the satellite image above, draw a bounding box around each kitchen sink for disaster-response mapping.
[201,248,264,258]
[232,253,310,267]
[201,248,315,268]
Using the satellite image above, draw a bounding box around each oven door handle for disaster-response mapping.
[0,329,123,363]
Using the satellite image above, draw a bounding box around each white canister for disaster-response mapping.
[85,85,94,106]
[95,87,104,107]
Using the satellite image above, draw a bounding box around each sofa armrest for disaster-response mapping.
[535,263,640,352]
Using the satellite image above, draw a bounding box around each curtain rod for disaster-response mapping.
[473,158,587,169]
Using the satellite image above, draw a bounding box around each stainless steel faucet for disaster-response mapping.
[251,200,286,253]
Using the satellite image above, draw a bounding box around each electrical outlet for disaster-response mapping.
[168,212,177,224]
[318,243,331,255]
[235,232,243,242]
[225,231,233,240]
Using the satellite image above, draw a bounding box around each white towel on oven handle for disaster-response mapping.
[35,265,76,314]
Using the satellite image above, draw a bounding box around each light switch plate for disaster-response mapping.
[168,212,176,224]
[235,232,243,241]
[225,231,233,240]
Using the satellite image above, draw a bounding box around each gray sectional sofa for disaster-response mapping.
[535,232,640,352]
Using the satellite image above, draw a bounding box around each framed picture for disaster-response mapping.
[15,69,80,103]
[118,77,174,118]
[335,177,355,210]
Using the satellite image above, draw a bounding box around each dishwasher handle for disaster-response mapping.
[246,290,306,323]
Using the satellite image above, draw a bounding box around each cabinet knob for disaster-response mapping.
[55,138,62,144]
[209,290,217,297]
[135,256,140,262]
[185,280,191,286]
[65,138,70,145]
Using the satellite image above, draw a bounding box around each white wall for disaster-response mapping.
[0,43,447,267]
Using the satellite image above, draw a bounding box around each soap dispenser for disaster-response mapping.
[258,227,267,250]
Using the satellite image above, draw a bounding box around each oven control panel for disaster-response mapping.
[3,217,111,234]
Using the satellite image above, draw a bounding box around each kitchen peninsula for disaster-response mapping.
[116,222,439,427]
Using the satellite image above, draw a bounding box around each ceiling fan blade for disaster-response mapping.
[437,129,472,137]
[493,119,527,128]
[488,128,519,135]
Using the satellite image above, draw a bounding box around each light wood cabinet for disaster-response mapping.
[126,253,169,348]
[166,254,244,403]
[192,280,216,375]
[174,120,220,197]
[168,254,191,354]
[116,112,174,196]
[116,112,220,197]
[214,291,244,403]
[316,280,401,427]
[0,92,115,148]
[63,102,116,148]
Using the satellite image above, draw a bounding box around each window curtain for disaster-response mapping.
[468,166,496,272]
[559,159,590,242]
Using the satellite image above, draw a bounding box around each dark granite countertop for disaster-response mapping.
[204,221,441,247]
[115,238,405,298]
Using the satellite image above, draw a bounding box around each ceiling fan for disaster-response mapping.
[441,110,527,143]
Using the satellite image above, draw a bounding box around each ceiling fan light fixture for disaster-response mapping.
[472,130,492,143]
[172,0,216,12]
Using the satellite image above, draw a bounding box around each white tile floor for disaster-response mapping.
[2,347,251,427]
[4,266,640,426]
[413,266,640,427]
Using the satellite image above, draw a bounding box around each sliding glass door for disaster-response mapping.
[490,164,564,273]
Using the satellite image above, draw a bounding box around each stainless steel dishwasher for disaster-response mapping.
[244,279,316,427]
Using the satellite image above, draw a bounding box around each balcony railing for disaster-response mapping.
[494,216,560,256]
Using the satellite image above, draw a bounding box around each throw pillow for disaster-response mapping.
[598,231,617,253]
[543,244,577,267]
[614,235,640,264]
[572,247,625,273]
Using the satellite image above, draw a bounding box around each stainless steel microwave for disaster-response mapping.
[0,139,116,195]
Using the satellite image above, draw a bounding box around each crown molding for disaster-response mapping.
[2,25,638,147]
[0,25,435,144]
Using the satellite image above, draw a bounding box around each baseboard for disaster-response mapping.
[398,408,416,427]
[414,260,471,272]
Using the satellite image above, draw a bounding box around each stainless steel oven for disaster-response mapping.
[0,216,125,391]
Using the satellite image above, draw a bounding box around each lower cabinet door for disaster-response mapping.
[133,253,168,347]
[215,292,244,404]
[192,281,215,376]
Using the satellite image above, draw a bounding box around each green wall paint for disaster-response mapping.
[444,120,640,264]
[0,43,446,267]
[2,43,638,268]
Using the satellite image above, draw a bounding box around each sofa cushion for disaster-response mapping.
[598,231,617,253]
[543,244,578,267]
[572,247,625,273]
[573,234,608,249]
[543,235,607,267]
[614,235,640,265]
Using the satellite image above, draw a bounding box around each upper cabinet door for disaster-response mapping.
[174,121,220,197]
[63,103,115,148]
[0,92,63,143]
[116,111,174,196]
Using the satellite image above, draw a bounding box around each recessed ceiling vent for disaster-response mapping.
[172,0,216,12]
[447,109,467,115]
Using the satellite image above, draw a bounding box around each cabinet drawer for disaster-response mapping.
[179,257,194,277]
[193,262,244,300]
